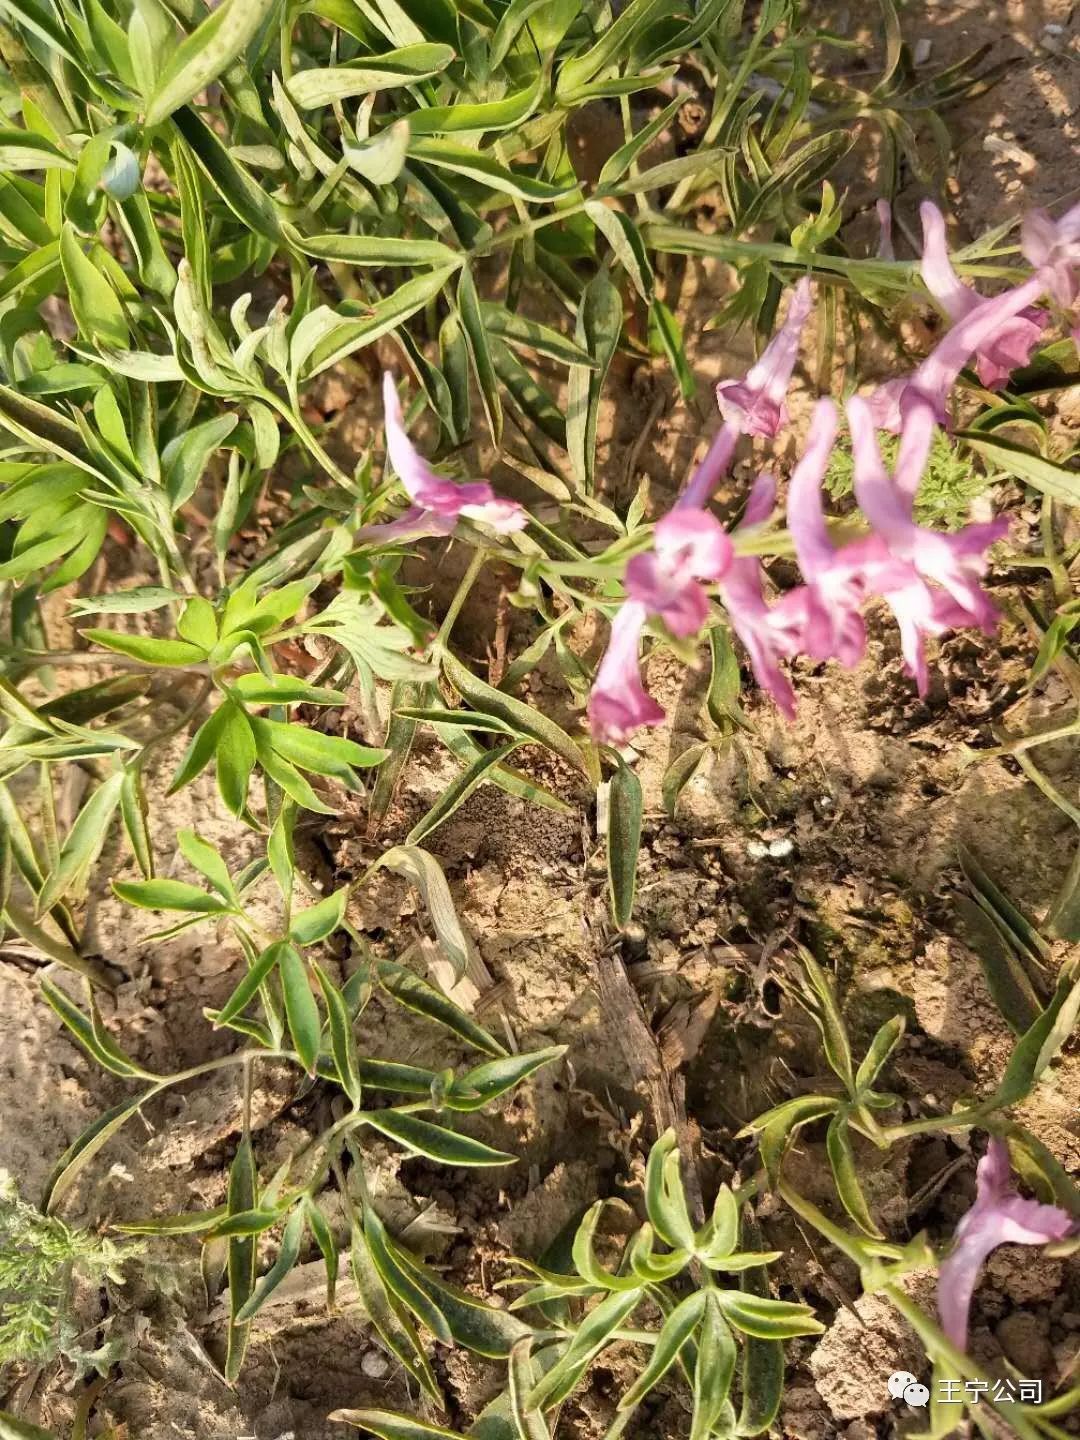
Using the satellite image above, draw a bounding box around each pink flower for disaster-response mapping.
[865,271,1048,431]
[918,202,1045,389]
[774,398,870,669]
[678,278,814,512]
[847,395,1007,691]
[587,601,665,746]
[717,473,799,719]
[714,277,814,440]
[938,1138,1073,1351]
[624,510,732,637]
[1022,201,1080,307]
[360,373,528,542]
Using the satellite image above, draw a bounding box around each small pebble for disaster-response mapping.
[768,838,794,858]
[361,1349,391,1379]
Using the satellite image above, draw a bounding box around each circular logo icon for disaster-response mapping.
[903,1383,930,1408]
[888,1371,918,1400]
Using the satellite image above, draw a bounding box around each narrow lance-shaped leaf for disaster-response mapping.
[144,0,278,126]
[36,770,124,916]
[225,1135,258,1382]
[566,272,622,495]
[605,757,641,930]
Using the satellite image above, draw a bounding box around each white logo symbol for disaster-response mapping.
[888,1372,918,1399]
[888,1372,929,1406]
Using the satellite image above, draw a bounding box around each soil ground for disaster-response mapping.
[2,2,1080,1438]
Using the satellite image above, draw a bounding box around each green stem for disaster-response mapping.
[437,546,487,647]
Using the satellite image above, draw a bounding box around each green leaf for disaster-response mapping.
[172,109,283,244]
[282,225,461,269]
[745,1094,840,1182]
[216,702,257,817]
[286,44,455,106]
[715,1290,822,1340]
[957,846,1052,966]
[363,1205,452,1343]
[313,960,362,1106]
[441,649,586,776]
[177,829,234,900]
[145,0,277,126]
[989,967,1080,1110]
[404,76,542,135]
[585,201,653,303]
[330,1413,463,1439]
[0,1411,58,1439]
[960,431,1080,505]
[567,272,622,494]
[555,0,670,96]
[82,630,206,666]
[736,1211,785,1436]
[361,1109,515,1166]
[279,943,320,1073]
[213,940,284,1029]
[644,1130,695,1251]
[508,1337,549,1440]
[954,893,1042,1036]
[397,707,517,736]
[854,1015,905,1094]
[225,1135,257,1381]
[394,1245,533,1357]
[69,586,180,616]
[606,758,641,929]
[482,306,598,370]
[407,138,577,202]
[168,703,229,794]
[163,413,239,511]
[233,674,345,705]
[305,1196,338,1308]
[236,1202,306,1322]
[376,959,506,1057]
[304,265,456,375]
[36,770,124,916]
[43,1092,153,1212]
[111,878,228,913]
[407,741,520,847]
[370,679,422,832]
[290,886,348,945]
[648,298,694,401]
[447,1047,566,1112]
[41,977,155,1079]
[598,94,690,188]
[120,765,154,878]
[529,1289,642,1410]
[794,946,856,1092]
[826,1111,881,1237]
[457,264,501,445]
[254,717,386,781]
[690,1293,736,1440]
[619,1290,705,1412]
[176,596,218,652]
[350,1223,438,1397]
[489,0,554,65]
[60,224,128,350]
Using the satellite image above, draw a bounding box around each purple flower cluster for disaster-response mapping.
[587,202,1080,746]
